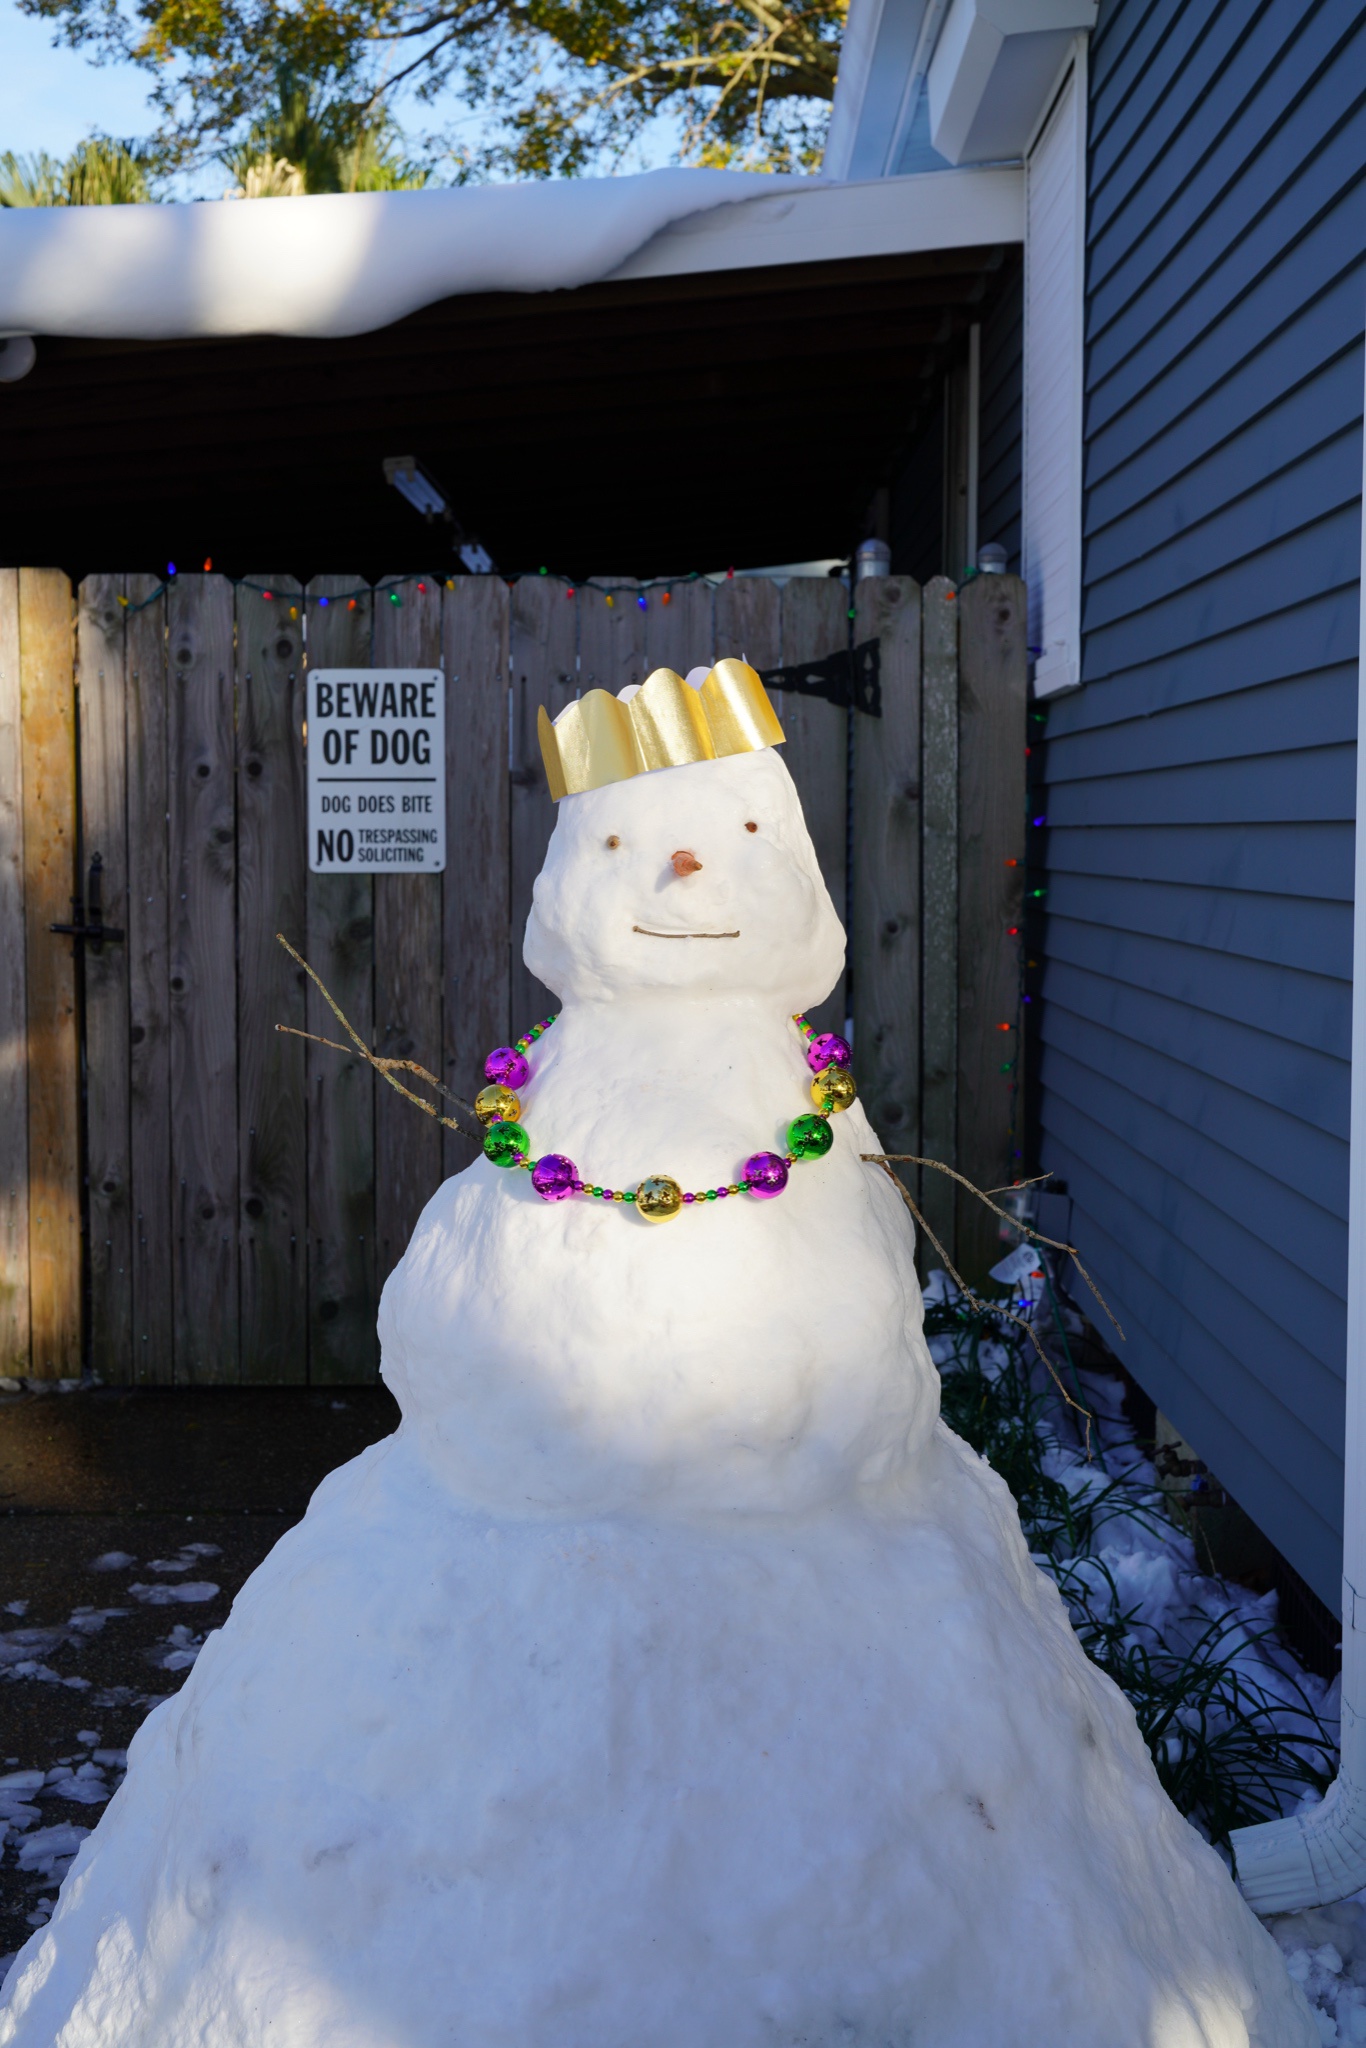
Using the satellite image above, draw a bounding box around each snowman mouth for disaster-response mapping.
[632,925,740,940]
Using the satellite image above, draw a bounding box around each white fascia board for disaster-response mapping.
[928,0,1097,164]
[824,0,933,182]
[610,168,1023,282]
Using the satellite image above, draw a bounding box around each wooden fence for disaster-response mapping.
[0,566,1026,1384]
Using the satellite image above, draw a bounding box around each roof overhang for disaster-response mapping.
[826,0,1095,177]
[0,165,1020,345]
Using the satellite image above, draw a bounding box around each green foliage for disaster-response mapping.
[223,69,432,194]
[18,0,842,180]
[0,136,153,205]
[927,1292,1336,1851]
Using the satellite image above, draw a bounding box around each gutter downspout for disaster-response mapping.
[1231,339,1366,1913]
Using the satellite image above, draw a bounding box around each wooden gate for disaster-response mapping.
[0,567,1025,1384]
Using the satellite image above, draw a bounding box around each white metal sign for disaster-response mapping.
[307,669,445,873]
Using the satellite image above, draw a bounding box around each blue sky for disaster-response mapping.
[0,0,162,156]
[0,0,689,184]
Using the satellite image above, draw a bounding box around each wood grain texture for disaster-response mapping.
[956,571,1027,1284]
[920,576,960,1269]
[852,577,922,1167]
[304,578,377,1384]
[372,577,444,1286]
[0,571,28,1376]
[578,580,646,696]
[509,577,576,1031]
[167,574,238,1382]
[78,575,132,1382]
[777,578,849,1035]
[446,576,511,1178]
[125,576,173,1381]
[19,569,80,1379]
[236,578,307,1381]
[644,579,714,676]
[714,575,780,673]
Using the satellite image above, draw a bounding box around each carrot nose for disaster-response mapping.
[671,849,703,876]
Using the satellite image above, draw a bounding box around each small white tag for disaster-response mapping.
[989,1243,1043,1288]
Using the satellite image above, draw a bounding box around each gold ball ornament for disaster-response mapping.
[475,1083,522,1126]
[636,1175,684,1222]
[811,1064,857,1113]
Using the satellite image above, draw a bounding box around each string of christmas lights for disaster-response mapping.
[117,563,861,623]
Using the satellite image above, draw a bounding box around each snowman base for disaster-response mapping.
[0,1423,1313,2047]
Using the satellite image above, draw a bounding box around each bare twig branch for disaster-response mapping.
[871,1159,1094,1455]
[863,1152,1125,1344]
[275,933,482,1141]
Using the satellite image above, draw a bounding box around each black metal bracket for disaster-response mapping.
[50,853,124,953]
[760,638,882,717]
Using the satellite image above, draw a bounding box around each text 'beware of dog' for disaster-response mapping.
[307,669,446,873]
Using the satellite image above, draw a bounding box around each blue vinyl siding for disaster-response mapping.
[1040,0,1366,1607]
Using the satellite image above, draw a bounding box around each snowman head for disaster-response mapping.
[525,668,844,1007]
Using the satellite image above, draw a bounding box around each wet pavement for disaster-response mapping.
[0,1383,398,1969]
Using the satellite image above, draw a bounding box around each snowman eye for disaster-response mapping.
[744,821,759,833]
[606,835,620,849]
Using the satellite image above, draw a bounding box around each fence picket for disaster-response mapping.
[79,574,133,1382]
[305,577,377,1384]
[579,581,646,696]
[237,578,307,1381]
[956,573,1028,1283]
[919,577,960,1269]
[445,577,511,1175]
[168,573,239,1382]
[125,576,172,1380]
[20,568,80,1379]
[645,579,714,676]
[0,571,28,1378]
[372,577,445,1284]
[509,578,576,1030]
[714,576,779,676]
[852,577,922,1170]
[776,580,849,1036]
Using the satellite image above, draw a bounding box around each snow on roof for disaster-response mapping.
[0,164,1022,343]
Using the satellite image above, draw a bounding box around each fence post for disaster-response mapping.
[79,573,132,1383]
[125,574,172,1382]
[509,577,577,1032]
[920,576,960,1270]
[18,569,81,1378]
[956,571,1028,1284]
[304,575,378,1384]
[372,577,445,1288]
[237,575,308,1382]
[445,575,511,1177]
[852,576,922,1168]
[167,572,239,1382]
[0,571,29,1378]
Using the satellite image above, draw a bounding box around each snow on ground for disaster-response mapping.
[932,1260,1366,2041]
[0,1301,1362,2027]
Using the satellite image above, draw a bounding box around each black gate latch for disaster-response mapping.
[50,853,125,953]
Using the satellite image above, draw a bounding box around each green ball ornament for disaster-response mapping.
[787,1113,833,1161]
[484,1120,529,1168]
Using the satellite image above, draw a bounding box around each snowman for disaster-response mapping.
[0,661,1313,2046]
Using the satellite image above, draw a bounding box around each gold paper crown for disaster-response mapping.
[538,659,785,801]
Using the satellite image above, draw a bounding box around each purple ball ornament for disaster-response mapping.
[743,1151,789,1200]
[484,1045,531,1091]
[805,1032,852,1074]
[531,1154,578,1202]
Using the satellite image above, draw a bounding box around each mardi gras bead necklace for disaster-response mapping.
[473,1015,857,1222]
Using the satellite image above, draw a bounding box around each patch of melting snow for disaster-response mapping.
[147,1624,205,1672]
[127,1580,219,1606]
[86,1552,137,1573]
